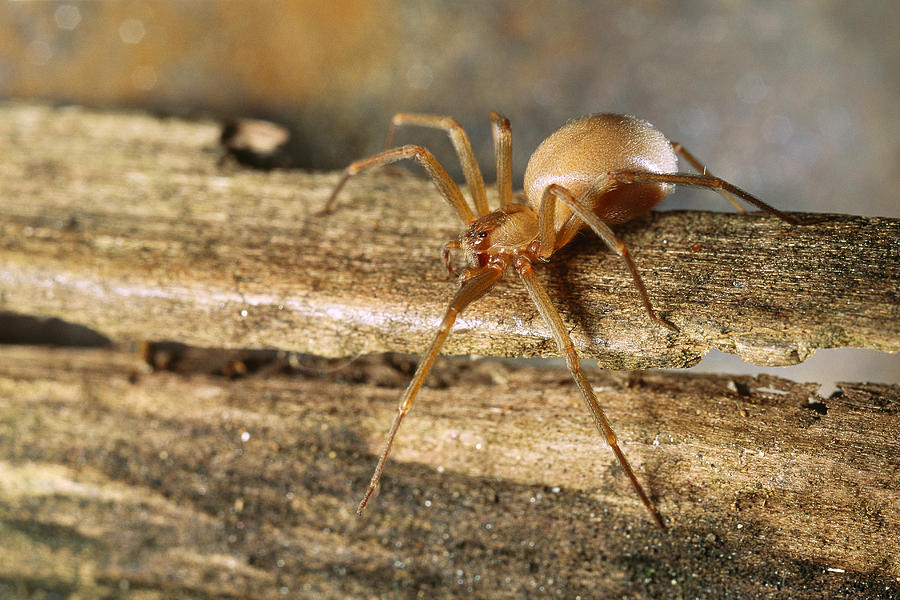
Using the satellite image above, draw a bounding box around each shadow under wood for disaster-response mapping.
[0,311,110,347]
[0,346,897,599]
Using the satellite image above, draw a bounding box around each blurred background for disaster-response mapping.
[2,1,898,388]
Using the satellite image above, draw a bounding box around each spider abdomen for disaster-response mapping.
[523,113,678,227]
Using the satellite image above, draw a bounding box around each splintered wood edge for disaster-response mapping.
[1,102,898,369]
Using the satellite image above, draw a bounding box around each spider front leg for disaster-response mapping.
[441,239,462,278]
[356,264,504,515]
[384,113,490,216]
[319,144,476,225]
[537,183,679,332]
[516,257,665,528]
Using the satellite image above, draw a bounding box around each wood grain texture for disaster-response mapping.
[1,103,898,369]
[2,103,899,598]
[0,345,897,599]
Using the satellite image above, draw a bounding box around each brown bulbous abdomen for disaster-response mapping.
[523,114,678,228]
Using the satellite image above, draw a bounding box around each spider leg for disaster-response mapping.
[441,239,462,278]
[384,113,490,216]
[542,183,679,331]
[320,144,476,225]
[533,181,560,260]
[516,258,665,528]
[357,264,504,516]
[611,170,824,225]
[490,112,514,208]
[670,142,744,212]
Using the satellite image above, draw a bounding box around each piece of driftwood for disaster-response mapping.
[1,103,898,369]
[0,345,897,599]
[1,103,899,597]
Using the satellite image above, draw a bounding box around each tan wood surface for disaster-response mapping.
[1,103,898,598]
[0,345,897,598]
[1,103,898,370]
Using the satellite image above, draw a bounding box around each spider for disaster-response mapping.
[321,111,818,527]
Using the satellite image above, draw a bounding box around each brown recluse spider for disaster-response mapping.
[321,112,820,528]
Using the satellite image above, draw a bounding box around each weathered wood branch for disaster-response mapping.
[0,346,897,598]
[1,103,898,369]
[1,104,899,597]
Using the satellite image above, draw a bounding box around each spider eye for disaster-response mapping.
[477,232,488,239]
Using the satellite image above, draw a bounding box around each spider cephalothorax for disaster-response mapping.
[461,203,538,262]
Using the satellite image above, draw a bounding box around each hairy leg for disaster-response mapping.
[320,144,476,225]
[385,113,490,216]
[542,182,679,331]
[516,258,665,527]
[356,264,504,515]
[611,171,824,226]
[490,111,514,208]
[670,142,743,212]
